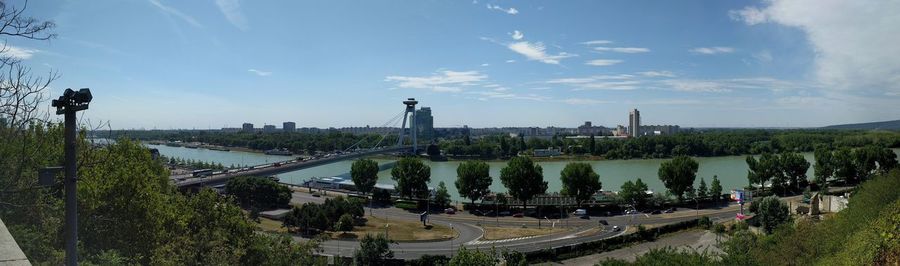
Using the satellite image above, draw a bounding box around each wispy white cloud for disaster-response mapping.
[385,70,486,92]
[593,47,650,53]
[248,69,272,76]
[505,59,516,63]
[690,47,735,55]
[729,7,768,25]
[508,41,576,65]
[147,0,203,28]
[581,40,613,45]
[511,30,524,40]
[574,80,640,91]
[487,4,518,15]
[481,63,490,67]
[663,80,731,93]
[1,45,38,60]
[215,0,249,31]
[753,50,773,63]
[585,59,623,66]
[469,91,548,101]
[638,71,676,78]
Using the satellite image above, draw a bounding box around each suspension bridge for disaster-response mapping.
[175,98,424,190]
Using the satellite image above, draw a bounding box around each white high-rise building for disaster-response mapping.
[629,109,641,138]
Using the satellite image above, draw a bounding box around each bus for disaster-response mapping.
[192,169,213,178]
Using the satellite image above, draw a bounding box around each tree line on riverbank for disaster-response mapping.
[110,127,900,161]
[108,129,400,154]
[438,129,900,160]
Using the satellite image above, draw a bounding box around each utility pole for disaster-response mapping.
[52,88,92,266]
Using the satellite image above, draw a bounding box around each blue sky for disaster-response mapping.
[7,0,900,129]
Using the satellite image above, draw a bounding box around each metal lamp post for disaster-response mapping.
[51,88,92,266]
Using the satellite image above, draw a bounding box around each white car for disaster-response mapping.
[612,226,621,231]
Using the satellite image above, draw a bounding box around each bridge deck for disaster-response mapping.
[175,146,410,188]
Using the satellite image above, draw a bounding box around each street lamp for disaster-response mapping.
[51,88,92,266]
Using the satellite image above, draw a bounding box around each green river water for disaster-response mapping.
[147,144,900,202]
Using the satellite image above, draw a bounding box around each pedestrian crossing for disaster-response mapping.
[466,236,537,246]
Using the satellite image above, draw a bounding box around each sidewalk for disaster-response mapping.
[550,229,722,266]
[0,218,30,265]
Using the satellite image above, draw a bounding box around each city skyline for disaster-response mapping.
[9,0,900,129]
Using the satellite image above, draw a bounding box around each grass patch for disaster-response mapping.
[481,225,567,240]
[330,215,457,241]
[257,217,287,233]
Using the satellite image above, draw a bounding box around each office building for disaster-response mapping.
[577,121,610,135]
[629,109,641,138]
[263,124,276,132]
[242,123,254,132]
[283,122,296,132]
[641,125,680,136]
[416,107,434,141]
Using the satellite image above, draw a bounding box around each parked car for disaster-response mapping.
[598,220,609,225]
[512,212,524,218]
[444,208,456,214]
[664,208,676,213]
[650,209,662,215]
[573,209,587,216]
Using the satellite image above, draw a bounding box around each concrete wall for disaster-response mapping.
[0,218,30,265]
[819,195,849,213]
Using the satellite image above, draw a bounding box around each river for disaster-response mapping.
[147,144,899,202]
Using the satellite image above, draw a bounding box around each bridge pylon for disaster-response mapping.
[397,98,418,154]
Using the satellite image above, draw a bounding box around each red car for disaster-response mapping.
[444,208,456,214]
[512,212,524,218]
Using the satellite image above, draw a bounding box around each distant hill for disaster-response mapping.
[823,119,900,130]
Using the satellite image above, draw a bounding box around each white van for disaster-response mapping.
[573,209,587,216]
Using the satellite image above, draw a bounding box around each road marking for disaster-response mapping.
[465,235,538,245]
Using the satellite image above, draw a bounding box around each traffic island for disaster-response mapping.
[480,225,568,240]
[340,215,457,241]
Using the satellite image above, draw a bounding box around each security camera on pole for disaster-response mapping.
[51,88,92,266]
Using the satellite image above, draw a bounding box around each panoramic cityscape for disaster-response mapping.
[2,1,900,266]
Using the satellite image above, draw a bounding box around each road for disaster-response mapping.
[290,191,743,260]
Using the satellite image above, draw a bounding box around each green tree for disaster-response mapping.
[780,152,810,194]
[658,156,699,201]
[620,178,649,208]
[559,162,602,203]
[391,157,432,200]
[500,156,548,210]
[335,214,355,234]
[697,177,708,199]
[354,234,394,266]
[434,181,451,208]
[752,196,791,234]
[449,247,497,266]
[589,134,597,155]
[225,176,292,210]
[746,153,779,189]
[454,161,492,204]
[833,147,857,183]
[814,146,834,190]
[709,175,723,202]
[351,159,379,196]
